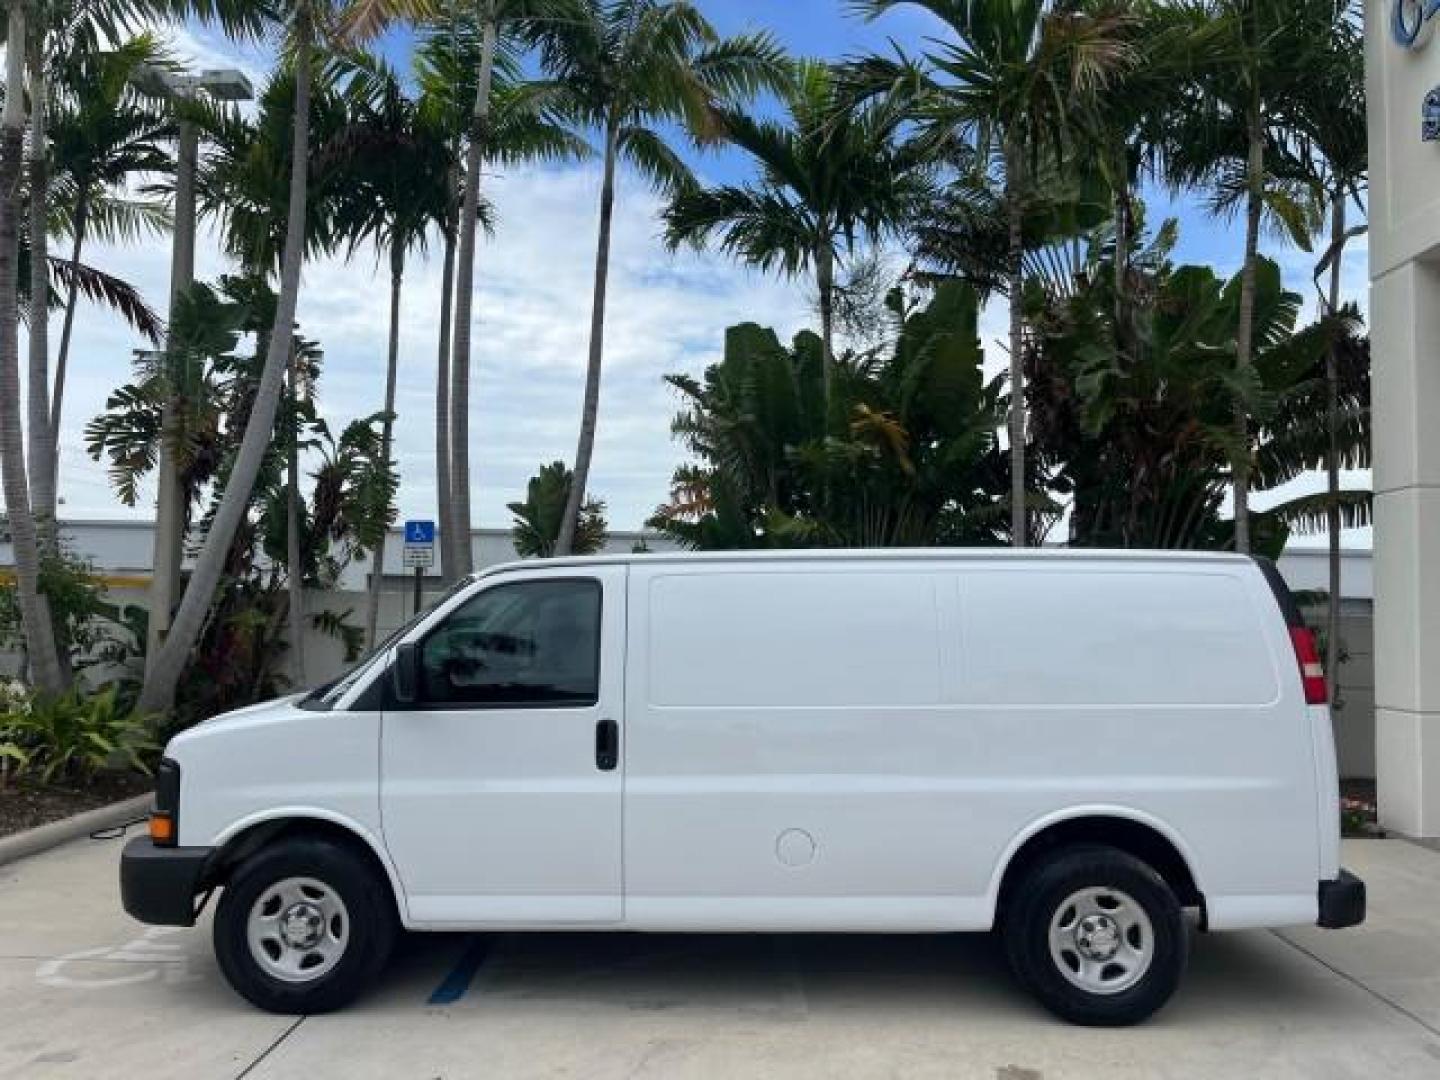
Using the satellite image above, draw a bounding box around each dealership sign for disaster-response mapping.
[1395,0,1440,49]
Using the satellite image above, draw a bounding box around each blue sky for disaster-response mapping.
[52,2,1369,546]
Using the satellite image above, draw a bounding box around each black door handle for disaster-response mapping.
[595,718,618,771]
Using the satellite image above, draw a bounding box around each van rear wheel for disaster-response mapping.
[1002,845,1186,1026]
[214,837,396,1014]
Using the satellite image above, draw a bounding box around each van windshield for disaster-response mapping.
[300,575,476,710]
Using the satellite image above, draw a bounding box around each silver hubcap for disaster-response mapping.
[246,877,349,983]
[1048,886,1153,995]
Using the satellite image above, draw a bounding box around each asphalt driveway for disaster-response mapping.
[2,837,1439,1079]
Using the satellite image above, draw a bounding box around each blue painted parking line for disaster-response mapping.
[426,937,491,1006]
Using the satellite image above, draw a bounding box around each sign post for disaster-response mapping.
[402,520,436,618]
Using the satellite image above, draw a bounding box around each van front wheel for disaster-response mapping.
[214,837,396,1014]
[1003,845,1186,1026]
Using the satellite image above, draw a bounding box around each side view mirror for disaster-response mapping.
[392,642,419,705]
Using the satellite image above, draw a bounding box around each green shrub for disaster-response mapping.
[0,687,155,784]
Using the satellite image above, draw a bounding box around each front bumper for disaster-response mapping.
[1317,869,1366,929]
[119,837,213,926]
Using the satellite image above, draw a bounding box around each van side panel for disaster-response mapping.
[623,557,1322,932]
[624,565,990,930]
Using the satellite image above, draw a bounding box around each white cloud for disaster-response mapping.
[51,161,812,533]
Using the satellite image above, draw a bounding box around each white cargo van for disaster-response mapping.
[121,550,1364,1025]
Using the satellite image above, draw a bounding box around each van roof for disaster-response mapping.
[476,547,1254,578]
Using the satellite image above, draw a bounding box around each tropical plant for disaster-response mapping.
[171,406,392,728]
[1160,0,1340,552]
[0,686,154,784]
[139,0,352,717]
[325,58,451,647]
[509,461,608,557]
[339,0,581,579]
[0,545,127,672]
[90,275,394,724]
[537,0,787,555]
[850,0,1136,547]
[47,34,173,493]
[0,2,65,694]
[410,12,593,580]
[664,58,931,404]
[326,42,585,638]
[1289,0,1367,694]
[1024,220,1370,553]
[650,280,1009,549]
[436,0,545,581]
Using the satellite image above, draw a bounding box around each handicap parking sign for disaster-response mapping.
[404,520,436,544]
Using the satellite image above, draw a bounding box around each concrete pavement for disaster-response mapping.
[2,838,1439,1078]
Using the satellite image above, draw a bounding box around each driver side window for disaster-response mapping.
[419,579,601,708]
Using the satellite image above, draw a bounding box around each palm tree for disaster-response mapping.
[1290,0,1367,694]
[411,17,590,581]
[326,59,452,647]
[27,14,57,545]
[3,0,234,692]
[509,461,608,556]
[852,0,1135,546]
[1071,6,1201,366]
[23,0,183,586]
[538,0,786,554]
[139,0,336,716]
[48,35,172,497]
[0,1,65,693]
[663,59,931,406]
[1161,0,1335,552]
[341,0,576,579]
[443,0,498,580]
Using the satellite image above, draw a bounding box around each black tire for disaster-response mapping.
[213,837,397,1014]
[1002,844,1187,1026]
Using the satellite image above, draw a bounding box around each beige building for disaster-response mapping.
[1367,3,1440,835]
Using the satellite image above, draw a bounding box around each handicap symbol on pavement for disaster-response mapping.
[36,927,199,990]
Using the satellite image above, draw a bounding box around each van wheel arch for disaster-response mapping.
[205,818,402,924]
[997,816,1204,924]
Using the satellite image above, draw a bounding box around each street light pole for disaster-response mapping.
[133,66,251,674]
[147,114,196,673]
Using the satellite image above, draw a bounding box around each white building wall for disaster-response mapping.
[0,519,673,590]
[1367,7,1440,834]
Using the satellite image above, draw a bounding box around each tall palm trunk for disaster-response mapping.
[0,5,63,694]
[50,191,88,494]
[139,20,314,717]
[556,119,618,556]
[816,240,835,410]
[365,242,403,647]
[1323,191,1345,699]
[435,179,458,583]
[27,36,56,547]
[1231,97,1264,555]
[1111,144,1133,364]
[287,342,305,686]
[448,8,498,579]
[1005,139,1026,547]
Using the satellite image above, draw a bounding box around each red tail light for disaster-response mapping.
[1289,627,1328,705]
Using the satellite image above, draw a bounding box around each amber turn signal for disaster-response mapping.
[148,812,175,845]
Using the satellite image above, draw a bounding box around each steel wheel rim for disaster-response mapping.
[246,876,350,984]
[1047,885,1154,996]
